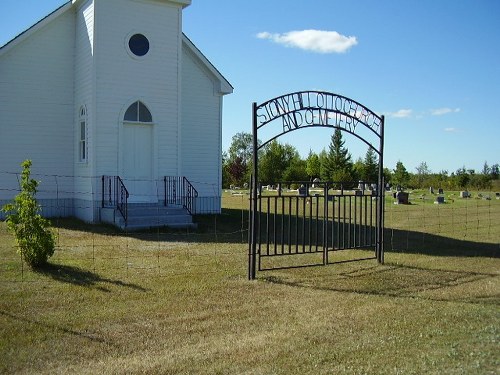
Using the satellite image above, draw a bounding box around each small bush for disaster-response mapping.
[2,160,56,268]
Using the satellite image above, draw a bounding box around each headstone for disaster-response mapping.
[354,189,363,196]
[298,185,308,197]
[429,187,434,194]
[312,177,321,188]
[496,192,500,200]
[395,191,409,204]
[460,191,470,198]
[483,195,491,200]
[438,188,444,194]
[434,196,445,204]
[358,181,365,191]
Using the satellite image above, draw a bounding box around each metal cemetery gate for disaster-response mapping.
[248,91,385,279]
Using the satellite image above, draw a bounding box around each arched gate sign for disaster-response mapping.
[248,91,385,279]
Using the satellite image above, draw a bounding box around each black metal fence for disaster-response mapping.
[250,181,382,272]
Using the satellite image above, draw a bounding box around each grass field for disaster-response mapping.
[0,192,499,374]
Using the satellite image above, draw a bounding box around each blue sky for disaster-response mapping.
[1,0,499,174]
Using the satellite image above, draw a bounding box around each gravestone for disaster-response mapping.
[460,191,470,198]
[434,196,445,204]
[438,188,444,194]
[298,185,308,196]
[429,187,434,194]
[496,192,500,200]
[395,191,409,204]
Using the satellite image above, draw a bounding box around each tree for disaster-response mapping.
[305,150,321,180]
[2,160,56,268]
[259,141,299,183]
[414,161,431,188]
[490,163,499,180]
[226,156,247,187]
[482,161,490,175]
[392,161,410,189]
[321,129,354,183]
[362,148,379,182]
[454,166,470,188]
[225,132,254,187]
[228,132,256,166]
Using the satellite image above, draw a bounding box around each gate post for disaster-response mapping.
[249,102,258,280]
[376,115,385,264]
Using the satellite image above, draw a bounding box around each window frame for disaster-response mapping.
[78,106,88,163]
[123,101,153,124]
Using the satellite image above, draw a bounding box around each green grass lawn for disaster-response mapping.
[0,192,499,374]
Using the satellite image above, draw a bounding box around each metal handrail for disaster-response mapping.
[102,175,129,224]
[164,176,198,214]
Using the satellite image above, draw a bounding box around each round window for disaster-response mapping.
[128,34,150,57]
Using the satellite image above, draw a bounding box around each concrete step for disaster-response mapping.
[101,204,196,231]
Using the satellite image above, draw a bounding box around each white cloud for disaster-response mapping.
[256,29,358,54]
[431,107,460,116]
[388,109,412,118]
[444,127,460,132]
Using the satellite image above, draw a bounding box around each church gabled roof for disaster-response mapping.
[182,34,233,95]
[0,0,192,56]
[0,1,72,56]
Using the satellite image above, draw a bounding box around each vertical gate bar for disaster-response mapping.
[314,194,319,252]
[281,196,285,255]
[248,176,253,279]
[337,191,341,249]
[323,184,328,264]
[353,195,357,248]
[363,195,368,246]
[266,196,270,256]
[369,192,373,246]
[342,195,347,249]
[347,195,354,248]
[273,196,277,255]
[307,192,313,252]
[295,197,299,254]
[332,191,336,250]
[358,194,362,247]
[258,185,262,261]
[302,195,306,253]
[288,197,292,254]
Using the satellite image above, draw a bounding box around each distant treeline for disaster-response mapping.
[223,132,499,191]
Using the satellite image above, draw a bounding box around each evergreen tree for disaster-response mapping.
[321,129,354,183]
[392,161,410,189]
[362,148,379,182]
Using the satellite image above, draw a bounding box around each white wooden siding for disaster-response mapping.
[0,9,75,201]
[181,46,223,203]
[73,0,95,220]
[93,0,182,178]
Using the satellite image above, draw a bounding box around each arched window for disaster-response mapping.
[79,105,87,162]
[124,101,153,123]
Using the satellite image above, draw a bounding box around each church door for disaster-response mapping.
[122,123,156,202]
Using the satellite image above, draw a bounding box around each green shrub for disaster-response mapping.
[2,160,56,268]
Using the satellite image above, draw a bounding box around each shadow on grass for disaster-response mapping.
[262,262,500,306]
[34,263,148,292]
[49,208,499,258]
[0,309,113,345]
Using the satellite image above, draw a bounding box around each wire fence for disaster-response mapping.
[0,189,499,284]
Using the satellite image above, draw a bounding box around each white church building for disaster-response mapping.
[0,0,233,228]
